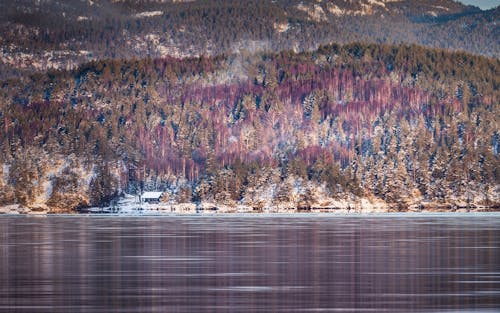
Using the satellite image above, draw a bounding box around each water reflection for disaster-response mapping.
[0,215,499,312]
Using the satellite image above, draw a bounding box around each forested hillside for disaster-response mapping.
[1,0,498,80]
[0,43,498,211]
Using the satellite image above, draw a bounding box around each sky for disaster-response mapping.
[458,0,500,9]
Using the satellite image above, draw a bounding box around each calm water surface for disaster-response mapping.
[0,214,499,312]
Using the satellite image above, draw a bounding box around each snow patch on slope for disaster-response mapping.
[296,3,328,21]
[433,5,450,11]
[327,4,345,16]
[366,0,387,7]
[325,0,397,16]
[274,22,290,33]
[134,11,163,18]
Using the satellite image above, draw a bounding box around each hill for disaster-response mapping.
[0,0,498,80]
[0,43,498,212]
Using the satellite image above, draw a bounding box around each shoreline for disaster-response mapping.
[1,203,498,216]
[2,211,500,217]
[2,194,498,215]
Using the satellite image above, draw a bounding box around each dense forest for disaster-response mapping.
[1,0,498,80]
[0,43,498,211]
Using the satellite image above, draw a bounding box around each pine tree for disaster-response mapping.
[89,161,118,207]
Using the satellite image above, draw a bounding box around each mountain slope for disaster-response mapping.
[0,43,498,211]
[0,0,497,79]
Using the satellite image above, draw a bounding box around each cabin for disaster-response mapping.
[141,192,164,204]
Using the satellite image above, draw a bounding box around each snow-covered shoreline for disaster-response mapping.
[1,194,497,215]
[0,208,498,216]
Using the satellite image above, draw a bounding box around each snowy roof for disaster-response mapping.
[142,192,164,199]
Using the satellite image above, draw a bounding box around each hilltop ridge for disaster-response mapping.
[0,0,498,79]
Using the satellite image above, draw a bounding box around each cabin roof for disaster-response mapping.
[142,192,164,199]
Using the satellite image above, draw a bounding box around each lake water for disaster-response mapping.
[0,214,499,312]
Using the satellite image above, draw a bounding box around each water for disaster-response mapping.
[0,214,499,312]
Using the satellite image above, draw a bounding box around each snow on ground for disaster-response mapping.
[296,3,328,21]
[433,5,450,11]
[274,22,290,33]
[0,205,25,214]
[134,11,163,18]
[87,190,392,214]
[366,0,387,7]
[327,4,345,16]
